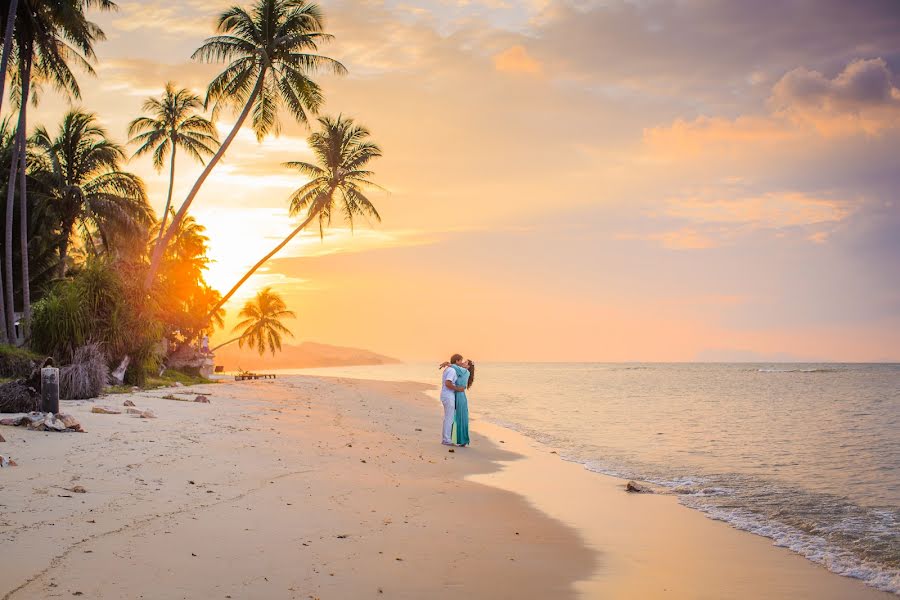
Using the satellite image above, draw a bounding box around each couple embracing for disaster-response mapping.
[439,354,475,447]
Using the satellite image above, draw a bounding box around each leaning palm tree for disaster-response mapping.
[3,0,116,342]
[144,0,346,288]
[31,110,153,277]
[211,287,294,355]
[128,83,219,252]
[206,115,382,319]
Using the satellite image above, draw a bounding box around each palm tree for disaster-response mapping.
[31,110,153,277]
[3,0,116,342]
[143,0,346,289]
[128,83,219,253]
[0,0,20,117]
[211,287,294,355]
[207,115,382,319]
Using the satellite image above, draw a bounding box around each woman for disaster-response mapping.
[449,360,475,446]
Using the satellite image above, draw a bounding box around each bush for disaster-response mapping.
[30,260,163,383]
[0,344,42,378]
[60,344,109,400]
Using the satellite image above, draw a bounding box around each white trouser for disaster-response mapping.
[441,396,456,444]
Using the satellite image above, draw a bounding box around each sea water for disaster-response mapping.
[284,362,900,594]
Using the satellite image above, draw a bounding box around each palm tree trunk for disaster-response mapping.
[16,57,31,343]
[57,223,72,279]
[152,140,177,250]
[3,99,24,344]
[210,336,243,353]
[0,0,19,117]
[144,69,267,289]
[206,206,322,321]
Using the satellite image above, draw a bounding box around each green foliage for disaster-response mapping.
[234,287,295,356]
[193,0,346,139]
[286,114,384,237]
[128,83,220,171]
[30,109,154,274]
[0,343,42,378]
[153,213,224,345]
[30,261,163,380]
[145,368,212,389]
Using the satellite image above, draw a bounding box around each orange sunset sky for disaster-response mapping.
[29,0,900,362]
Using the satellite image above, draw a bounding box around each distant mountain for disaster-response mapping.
[212,341,401,371]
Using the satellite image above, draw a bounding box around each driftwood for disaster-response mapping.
[0,358,52,413]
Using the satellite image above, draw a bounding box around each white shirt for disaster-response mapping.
[440,366,457,403]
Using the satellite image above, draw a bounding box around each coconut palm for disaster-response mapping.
[211,287,294,355]
[207,114,382,319]
[3,0,116,342]
[144,0,346,288]
[128,83,220,253]
[0,0,20,117]
[31,110,153,277]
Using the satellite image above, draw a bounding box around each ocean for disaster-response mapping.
[283,362,900,594]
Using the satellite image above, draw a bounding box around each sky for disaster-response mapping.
[28,0,900,361]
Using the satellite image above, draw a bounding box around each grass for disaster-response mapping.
[145,369,213,389]
[0,344,44,378]
[103,369,214,394]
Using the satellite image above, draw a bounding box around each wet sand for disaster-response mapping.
[0,376,891,599]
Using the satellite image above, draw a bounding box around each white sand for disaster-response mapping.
[0,376,891,599]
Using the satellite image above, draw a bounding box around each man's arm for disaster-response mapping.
[444,379,464,392]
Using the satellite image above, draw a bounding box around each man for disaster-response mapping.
[440,354,467,446]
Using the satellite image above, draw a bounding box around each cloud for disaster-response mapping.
[618,192,853,250]
[773,59,900,109]
[529,0,900,104]
[493,45,542,75]
[770,58,900,135]
[645,58,900,162]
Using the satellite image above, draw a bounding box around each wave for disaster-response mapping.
[682,499,900,595]
[482,415,900,596]
[757,368,838,373]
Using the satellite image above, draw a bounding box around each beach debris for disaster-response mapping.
[123,400,136,407]
[414,428,422,431]
[0,379,40,413]
[0,455,17,467]
[59,414,81,429]
[448,448,455,453]
[336,534,349,539]
[110,355,131,386]
[70,485,87,494]
[193,396,210,403]
[91,406,121,415]
[140,410,156,418]
[0,412,84,432]
[125,407,143,415]
[625,481,653,494]
[0,433,5,442]
[174,382,185,387]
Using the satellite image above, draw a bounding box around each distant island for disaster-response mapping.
[212,341,402,371]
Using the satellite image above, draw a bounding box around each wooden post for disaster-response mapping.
[41,367,59,414]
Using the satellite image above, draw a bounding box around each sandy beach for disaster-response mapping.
[0,375,892,599]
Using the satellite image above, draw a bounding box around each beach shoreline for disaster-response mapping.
[0,375,893,598]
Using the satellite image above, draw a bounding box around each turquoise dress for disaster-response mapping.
[451,365,470,446]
